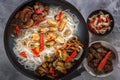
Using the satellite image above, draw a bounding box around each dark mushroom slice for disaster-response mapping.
[21,19,34,29]
[20,6,34,22]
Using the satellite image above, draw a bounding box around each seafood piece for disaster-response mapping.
[56,66,67,74]
[46,32,57,40]
[29,42,40,48]
[44,55,55,62]
[31,33,40,41]
[46,40,56,47]
[48,19,57,27]
[42,63,48,69]
[64,29,71,36]
[40,27,49,33]
[49,27,57,32]
[65,62,73,69]
[58,19,67,31]
[58,50,69,61]
[56,61,64,67]
[38,67,47,76]
[55,35,65,44]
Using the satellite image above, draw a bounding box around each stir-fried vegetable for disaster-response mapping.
[35,36,83,78]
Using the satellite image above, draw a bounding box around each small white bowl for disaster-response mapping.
[83,41,119,77]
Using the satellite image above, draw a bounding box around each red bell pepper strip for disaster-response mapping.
[56,11,62,21]
[35,9,42,14]
[15,25,20,34]
[51,73,58,77]
[49,67,54,74]
[41,17,46,21]
[106,16,112,25]
[49,67,58,77]
[88,23,97,34]
[97,51,111,71]
[35,22,40,27]
[96,26,108,30]
[19,11,23,15]
[65,51,77,62]
[32,48,40,57]
[49,36,53,41]
[20,52,27,58]
[98,16,104,23]
[40,34,44,51]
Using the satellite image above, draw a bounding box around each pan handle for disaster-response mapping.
[61,66,85,80]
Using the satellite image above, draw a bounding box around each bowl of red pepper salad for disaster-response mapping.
[83,41,118,77]
[87,10,114,36]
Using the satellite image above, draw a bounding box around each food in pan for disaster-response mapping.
[35,36,83,78]
[9,2,83,78]
[87,42,116,75]
[88,11,113,35]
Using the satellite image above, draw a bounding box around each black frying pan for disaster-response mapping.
[4,0,89,80]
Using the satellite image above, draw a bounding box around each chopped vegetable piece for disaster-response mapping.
[96,26,108,30]
[35,9,42,14]
[41,17,46,21]
[49,36,53,40]
[49,67,54,74]
[32,48,40,57]
[97,51,111,71]
[65,51,77,62]
[20,52,27,58]
[58,19,67,31]
[15,25,20,34]
[56,11,62,21]
[35,22,40,27]
[40,34,44,51]
[51,73,58,77]
[88,23,97,34]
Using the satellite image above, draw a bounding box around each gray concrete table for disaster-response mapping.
[0,0,120,80]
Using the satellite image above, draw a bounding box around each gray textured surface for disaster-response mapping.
[0,0,120,80]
